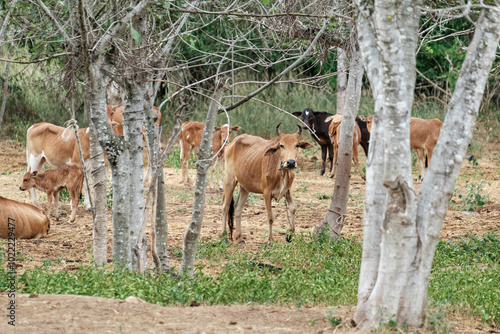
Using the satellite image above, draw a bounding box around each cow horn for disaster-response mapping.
[296,124,302,136]
[276,122,282,136]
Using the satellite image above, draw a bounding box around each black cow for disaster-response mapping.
[293,108,370,175]
[293,108,334,175]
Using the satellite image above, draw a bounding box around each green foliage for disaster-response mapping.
[164,147,182,169]
[451,180,490,212]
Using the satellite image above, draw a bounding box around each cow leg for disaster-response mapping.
[27,154,45,205]
[353,145,365,180]
[415,149,426,179]
[69,189,78,222]
[221,179,237,239]
[53,191,60,220]
[327,143,334,173]
[285,190,296,242]
[320,145,327,176]
[83,160,92,211]
[263,192,275,244]
[329,143,338,178]
[45,191,54,218]
[233,188,250,244]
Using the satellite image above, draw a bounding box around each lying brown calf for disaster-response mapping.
[19,165,84,222]
[0,196,50,239]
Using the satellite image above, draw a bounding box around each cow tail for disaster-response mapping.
[228,197,235,241]
[425,154,428,168]
[77,170,84,200]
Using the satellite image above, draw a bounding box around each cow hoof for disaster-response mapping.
[319,170,325,176]
[285,234,293,243]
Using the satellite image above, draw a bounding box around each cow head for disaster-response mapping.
[19,171,38,191]
[292,107,316,130]
[215,124,241,145]
[366,115,373,132]
[265,123,313,169]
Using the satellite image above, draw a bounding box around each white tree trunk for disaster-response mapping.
[354,0,500,329]
[179,80,226,276]
[336,47,347,114]
[314,46,363,238]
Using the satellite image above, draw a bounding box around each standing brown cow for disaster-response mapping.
[19,165,84,222]
[26,123,91,210]
[106,104,162,136]
[0,196,50,239]
[366,115,442,177]
[179,121,241,188]
[325,114,366,180]
[221,123,312,244]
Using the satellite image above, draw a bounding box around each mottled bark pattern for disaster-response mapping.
[354,0,500,329]
[180,81,226,276]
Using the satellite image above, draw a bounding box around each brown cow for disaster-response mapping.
[0,196,50,239]
[26,122,91,210]
[19,165,84,222]
[365,115,442,177]
[179,121,241,188]
[325,114,365,180]
[221,123,313,244]
[106,104,162,136]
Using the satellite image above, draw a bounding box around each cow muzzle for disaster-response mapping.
[282,159,296,169]
[19,186,25,191]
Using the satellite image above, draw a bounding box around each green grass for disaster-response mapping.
[1,233,498,326]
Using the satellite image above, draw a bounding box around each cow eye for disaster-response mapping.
[24,179,27,182]
[279,144,284,149]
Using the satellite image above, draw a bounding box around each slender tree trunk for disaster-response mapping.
[0,44,13,131]
[179,80,226,276]
[353,0,500,329]
[314,47,363,239]
[336,47,347,115]
[76,0,108,267]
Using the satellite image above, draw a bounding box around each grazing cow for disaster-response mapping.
[179,121,241,188]
[26,122,91,210]
[19,165,84,222]
[106,104,162,136]
[325,115,366,180]
[293,108,370,175]
[221,123,313,244]
[0,196,50,239]
[365,115,443,177]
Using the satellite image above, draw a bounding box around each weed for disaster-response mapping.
[326,308,342,327]
[316,193,331,200]
[106,186,113,208]
[451,180,489,211]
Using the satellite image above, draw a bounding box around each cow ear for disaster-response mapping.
[292,112,302,117]
[231,126,241,131]
[31,171,38,177]
[299,141,313,149]
[264,143,280,156]
[325,116,333,123]
[214,126,221,130]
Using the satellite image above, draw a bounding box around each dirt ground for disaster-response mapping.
[0,138,499,333]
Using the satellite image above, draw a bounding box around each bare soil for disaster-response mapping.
[0,138,499,333]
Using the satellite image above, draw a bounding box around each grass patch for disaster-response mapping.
[1,233,498,326]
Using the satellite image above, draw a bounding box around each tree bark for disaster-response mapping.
[179,80,227,277]
[353,0,500,329]
[314,47,363,239]
[75,0,108,267]
[0,44,13,132]
[336,47,347,115]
